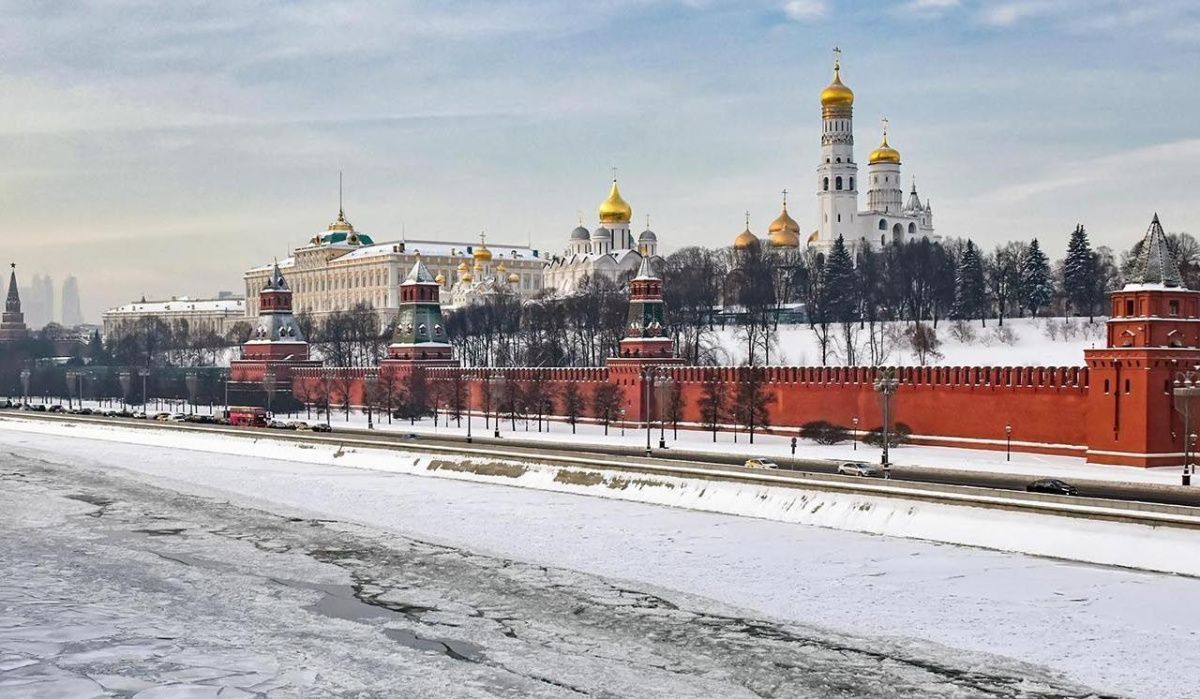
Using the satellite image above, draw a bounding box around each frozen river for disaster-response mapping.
[0,427,1195,697]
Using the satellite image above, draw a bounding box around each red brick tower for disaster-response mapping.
[608,252,683,421]
[1084,214,1200,466]
[0,263,29,343]
[230,261,319,400]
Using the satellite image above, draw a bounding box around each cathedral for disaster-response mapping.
[811,50,936,252]
[543,179,661,294]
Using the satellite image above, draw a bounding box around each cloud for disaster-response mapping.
[978,1,1057,27]
[782,0,828,22]
[903,0,959,10]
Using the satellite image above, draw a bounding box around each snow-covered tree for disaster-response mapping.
[1019,238,1053,317]
[951,240,987,326]
[1062,224,1100,321]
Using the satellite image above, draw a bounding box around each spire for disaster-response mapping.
[1127,213,1184,288]
[634,250,659,280]
[264,259,289,291]
[6,263,19,313]
[403,252,437,284]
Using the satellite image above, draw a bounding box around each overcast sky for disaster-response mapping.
[1,0,1198,321]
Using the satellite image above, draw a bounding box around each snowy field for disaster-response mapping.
[0,421,1197,697]
[709,316,1105,367]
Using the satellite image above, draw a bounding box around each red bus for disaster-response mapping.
[225,406,268,427]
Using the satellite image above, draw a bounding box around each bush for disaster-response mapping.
[800,420,849,445]
[861,422,912,448]
[949,319,976,343]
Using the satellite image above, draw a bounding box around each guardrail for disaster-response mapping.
[2,411,1199,530]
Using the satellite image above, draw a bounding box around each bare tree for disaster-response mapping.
[562,381,585,434]
[591,383,623,436]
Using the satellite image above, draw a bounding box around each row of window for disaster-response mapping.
[823,176,856,191]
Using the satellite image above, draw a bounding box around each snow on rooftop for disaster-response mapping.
[106,298,245,314]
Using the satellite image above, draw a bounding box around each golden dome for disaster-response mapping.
[457,261,469,273]
[462,272,473,283]
[598,179,632,224]
[507,272,520,284]
[767,206,801,248]
[734,227,759,250]
[820,62,854,111]
[435,272,446,285]
[473,244,492,262]
[496,262,507,273]
[868,132,901,165]
[328,208,354,232]
[807,230,819,245]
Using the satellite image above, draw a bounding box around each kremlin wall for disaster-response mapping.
[230,214,1198,470]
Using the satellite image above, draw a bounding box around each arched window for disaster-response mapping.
[836,157,841,163]
[892,223,903,242]
[835,176,843,190]
[849,177,855,190]
[908,222,916,235]
[880,235,886,246]
[823,177,829,191]
[878,219,888,230]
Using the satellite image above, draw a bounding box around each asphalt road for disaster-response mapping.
[5,409,1199,509]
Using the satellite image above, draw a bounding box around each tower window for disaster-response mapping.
[1125,379,1131,394]
[849,177,855,190]
[1170,300,1180,317]
[837,214,841,222]
[878,219,887,230]
[836,157,842,163]
[1125,299,1135,316]
[1104,379,1110,394]
[823,177,829,191]
[836,176,843,190]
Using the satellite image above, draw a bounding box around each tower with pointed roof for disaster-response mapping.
[0,264,29,342]
[385,254,455,363]
[1084,214,1200,467]
[614,251,680,362]
[242,261,309,361]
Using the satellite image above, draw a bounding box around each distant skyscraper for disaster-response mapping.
[21,274,53,329]
[62,275,83,326]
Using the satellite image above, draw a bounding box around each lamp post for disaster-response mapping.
[1173,369,1200,486]
[466,373,474,443]
[20,369,31,406]
[852,416,859,451]
[490,373,505,438]
[873,368,899,477]
[644,367,654,457]
[118,371,132,410]
[185,371,200,415]
[65,370,75,410]
[322,372,332,427]
[656,373,673,450]
[1005,423,1013,461]
[365,369,378,430]
[139,368,150,411]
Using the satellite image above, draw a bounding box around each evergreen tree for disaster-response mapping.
[1063,224,1099,321]
[822,235,859,363]
[951,240,987,326]
[1019,238,1053,317]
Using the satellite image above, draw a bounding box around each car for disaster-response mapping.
[169,413,188,422]
[48,405,65,413]
[153,413,172,422]
[310,424,332,433]
[1026,478,1078,496]
[837,462,881,477]
[744,457,779,470]
[290,422,312,431]
[29,404,47,412]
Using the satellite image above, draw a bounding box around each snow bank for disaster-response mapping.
[5,417,1197,577]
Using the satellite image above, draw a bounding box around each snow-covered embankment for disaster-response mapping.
[4,416,1196,577]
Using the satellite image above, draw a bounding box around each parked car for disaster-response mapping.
[48,405,65,413]
[311,424,333,433]
[291,422,312,431]
[1026,478,1078,496]
[837,462,881,477]
[153,413,172,422]
[744,457,779,470]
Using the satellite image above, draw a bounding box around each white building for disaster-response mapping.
[811,51,936,253]
[244,207,545,324]
[543,179,661,294]
[102,296,246,340]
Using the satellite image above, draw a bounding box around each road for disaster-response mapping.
[5,409,1199,508]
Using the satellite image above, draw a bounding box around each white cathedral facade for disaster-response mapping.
[542,179,660,294]
[810,52,936,253]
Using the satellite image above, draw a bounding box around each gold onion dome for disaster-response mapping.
[598,179,632,224]
[868,132,901,165]
[734,225,759,250]
[820,62,854,109]
[473,244,493,262]
[767,204,801,248]
[435,272,446,285]
[462,271,473,283]
[507,272,520,284]
[457,261,469,272]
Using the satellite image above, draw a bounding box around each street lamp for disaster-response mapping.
[139,368,150,410]
[365,369,379,430]
[656,372,674,450]
[873,367,899,477]
[489,373,505,438]
[64,370,76,410]
[620,407,626,437]
[20,369,31,406]
[466,373,474,443]
[1005,423,1013,461]
[852,416,859,451]
[644,366,655,457]
[118,371,132,410]
[1173,369,1200,486]
[262,369,275,418]
[185,371,200,415]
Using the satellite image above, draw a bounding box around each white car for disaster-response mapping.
[837,462,880,477]
[744,458,779,470]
